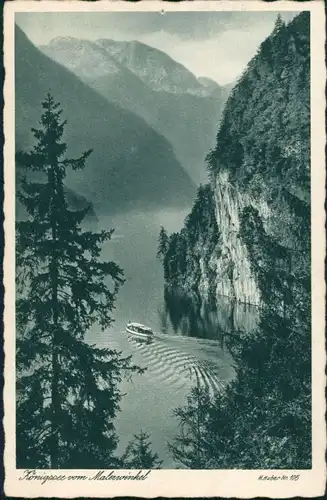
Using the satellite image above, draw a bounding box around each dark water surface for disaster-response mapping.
[86,209,258,467]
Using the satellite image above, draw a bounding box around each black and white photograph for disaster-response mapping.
[3,1,326,498]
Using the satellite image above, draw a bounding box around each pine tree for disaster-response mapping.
[156,226,169,263]
[16,93,143,469]
[159,184,219,294]
[168,385,213,469]
[271,13,287,69]
[122,431,162,469]
[272,14,285,37]
[169,198,311,469]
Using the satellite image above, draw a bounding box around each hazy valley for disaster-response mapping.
[40,36,230,185]
[16,27,196,217]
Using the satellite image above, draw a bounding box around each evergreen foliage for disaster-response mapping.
[167,13,311,469]
[207,12,310,195]
[16,93,144,468]
[122,431,163,469]
[158,184,219,292]
[156,226,169,263]
[168,386,212,468]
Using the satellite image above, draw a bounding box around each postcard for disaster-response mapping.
[3,0,326,497]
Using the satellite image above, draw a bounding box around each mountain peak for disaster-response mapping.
[40,36,121,79]
[41,35,220,97]
[49,36,79,45]
[95,38,215,96]
[16,26,197,215]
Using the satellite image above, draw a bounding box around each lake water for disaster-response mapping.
[86,209,259,467]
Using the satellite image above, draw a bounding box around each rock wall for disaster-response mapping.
[212,171,270,305]
[162,12,309,311]
[189,171,270,306]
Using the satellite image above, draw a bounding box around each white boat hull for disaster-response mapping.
[126,326,153,340]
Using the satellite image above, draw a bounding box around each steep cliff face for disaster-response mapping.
[167,13,311,469]
[210,12,309,307]
[212,171,269,305]
[162,12,310,309]
[173,173,269,305]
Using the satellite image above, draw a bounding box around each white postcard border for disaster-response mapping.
[3,1,326,497]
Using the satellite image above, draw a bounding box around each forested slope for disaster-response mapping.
[164,13,311,468]
[162,13,310,309]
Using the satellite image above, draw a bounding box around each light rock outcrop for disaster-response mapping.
[212,171,270,305]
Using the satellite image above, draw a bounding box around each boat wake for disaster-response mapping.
[90,327,232,399]
[126,332,227,397]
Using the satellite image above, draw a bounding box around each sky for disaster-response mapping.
[16,11,297,85]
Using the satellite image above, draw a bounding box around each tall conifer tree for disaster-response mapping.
[16,93,142,468]
[122,431,163,469]
[156,226,169,262]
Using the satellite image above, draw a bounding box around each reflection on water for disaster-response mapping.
[99,209,259,342]
[161,287,260,341]
[86,208,259,467]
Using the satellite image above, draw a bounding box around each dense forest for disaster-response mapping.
[157,184,219,297]
[161,13,311,468]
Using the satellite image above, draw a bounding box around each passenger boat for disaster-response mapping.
[126,322,154,340]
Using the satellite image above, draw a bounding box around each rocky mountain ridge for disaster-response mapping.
[39,36,230,184]
[42,36,122,79]
[43,36,223,97]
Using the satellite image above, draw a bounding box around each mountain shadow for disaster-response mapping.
[40,37,229,185]
[16,26,196,216]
